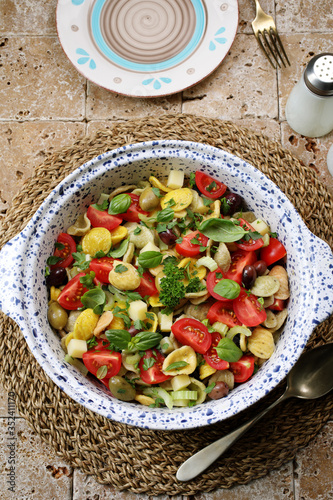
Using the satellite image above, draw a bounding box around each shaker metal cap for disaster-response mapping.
[304,53,333,96]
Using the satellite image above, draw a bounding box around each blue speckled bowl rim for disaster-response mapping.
[0,140,332,430]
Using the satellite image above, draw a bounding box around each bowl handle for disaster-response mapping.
[0,233,27,322]
[311,235,333,325]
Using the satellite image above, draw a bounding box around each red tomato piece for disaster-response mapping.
[134,271,158,298]
[195,171,227,199]
[260,237,287,266]
[229,355,255,383]
[224,250,257,285]
[87,205,122,232]
[171,318,212,354]
[89,257,114,283]
[207,301,242,328]
[82,349,122,379]
[206,268,233,303]
[175,230,209,257]
[235,218,264,251]
[203,332,230,370]
[52,233,76,269]
[120,193,150,223]
[57,272,89,310]
[268,298,285,311]
[233,291,267,327]
[139,349,171,384]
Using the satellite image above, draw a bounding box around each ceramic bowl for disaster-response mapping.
[0,140,332,430]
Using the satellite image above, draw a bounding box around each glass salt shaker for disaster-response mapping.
[285,53,333,138]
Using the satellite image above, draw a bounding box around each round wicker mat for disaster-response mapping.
[0,114,332,496]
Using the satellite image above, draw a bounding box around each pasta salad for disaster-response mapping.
[46,170,289,408]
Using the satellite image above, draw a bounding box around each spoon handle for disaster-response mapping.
[176,391,289,482]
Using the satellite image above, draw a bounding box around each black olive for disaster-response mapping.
[159,229,177,246]
[232,333,241,348]
[253,260,267,276]
[46,267,68,288]
[223,192,243,215]
[242,265,257,289]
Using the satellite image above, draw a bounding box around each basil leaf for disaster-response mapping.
[198,218,247,242]
[131,331,162,351]
[108,193,131,215]
[138,251,163,268]
[80,271,96,289]
[81,287,106,314]
[46,255,63,266]
[108,238,129,258]
[105,329,131,351]
[92,200,109,211]
[115,264,128,273]
[213,279,241,300]
[54,242,65,250]
[156,208,175,223]
[142,357,156,371]
[164,361,189,371]
[215,337,243,362]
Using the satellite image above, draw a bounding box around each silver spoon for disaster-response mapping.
[176,343,333,482]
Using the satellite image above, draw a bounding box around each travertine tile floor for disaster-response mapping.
[0,0,332,498]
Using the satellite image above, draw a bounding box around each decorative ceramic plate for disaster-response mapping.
[56,0,239,97]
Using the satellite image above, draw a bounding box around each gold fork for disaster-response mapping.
[251,0,290,68]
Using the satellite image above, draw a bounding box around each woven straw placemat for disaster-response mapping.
[0,114,332,496]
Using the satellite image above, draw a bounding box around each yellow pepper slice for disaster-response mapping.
[110,225,128,245]
[178,258,207,282]
[82,227,112,255]
[73,308,99,341]
[149,175,172,193]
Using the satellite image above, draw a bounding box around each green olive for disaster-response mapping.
[108,376,136,401]
[139,187,160,211]
[47,302,68,330]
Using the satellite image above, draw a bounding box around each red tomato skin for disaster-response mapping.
[120,193,150,223]
[134,271,158,298]
[89,257,114,283]
[229,355,255,383]
[171,318,212,354]
[233,292,267,327]
[203,332,230,370]
[57,272,88,310]
[195,171,227,199]
[82,349,122,379]
[207,302,242,328]
[235,218,264,251]
[260,238,287,266]
[206,268,233,303]
[139,349,171,384]
[52,233,76,269]
[175,231,209,257]
[224,250,257,285]
[87,205,122,231]
[268,298,285,311]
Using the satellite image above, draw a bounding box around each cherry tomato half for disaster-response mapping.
[175,230,209,258]
[51,233,76,269]
[203,332,230,370]
[139,349,171,384]
[57,272,89,310]
[171,317,212,354]
[268,298,285,311]
[120,193,150,223]
[207,302,241,328]
[233,291,267,327]
[134,271,158,298]
[224,250,257,285]
[229,355,255,383]
[87,205,122,232]
[89,257,114,283]
[82,349,122,379]
[260,237,287,266]
[195,171,227,199]
[206,268,233,303]
[235,218,264,252]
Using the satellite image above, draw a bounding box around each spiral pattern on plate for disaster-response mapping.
[92,0,203,66]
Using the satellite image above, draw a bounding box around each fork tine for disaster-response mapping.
[272,29,291,66]
[254,31,278,69]
[262,29,281,68]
